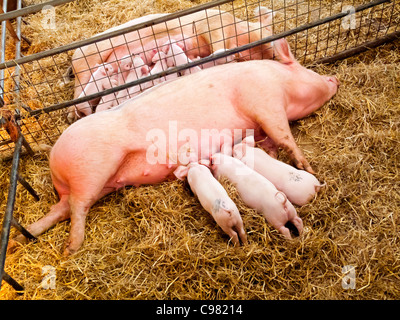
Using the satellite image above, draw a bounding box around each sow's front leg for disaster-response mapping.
[255,100,315,174]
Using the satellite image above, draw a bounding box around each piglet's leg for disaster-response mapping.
[95,78,119,112]
[211,199,247,246]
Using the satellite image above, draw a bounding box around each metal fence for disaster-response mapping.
[0,0,399,291]
[0,0,398,159]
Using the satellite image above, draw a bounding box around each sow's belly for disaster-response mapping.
[105,125,255,189]
[106,150,178,189]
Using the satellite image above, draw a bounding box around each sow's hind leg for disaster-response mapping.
[62,186,115,256]
[8,195,71,252]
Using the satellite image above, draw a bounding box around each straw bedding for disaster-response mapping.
[0,0,399,299]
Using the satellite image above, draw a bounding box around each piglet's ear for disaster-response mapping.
[173,165,189,181]
[254,6,274,27]
[275,191,287,204]
[272,38,297,65]
[141,65,149,76]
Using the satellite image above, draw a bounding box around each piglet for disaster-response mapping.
[95,55,135,112]
[174,162,247,246]
[129,56,151,94]
[95,77,119,112]
[75,63,116,116]
[150,51,178,85]
[233,136,325,206]
[211,153,303,239]
[117,55,134,85]
[115,55,150,104]
[165,40,202,75]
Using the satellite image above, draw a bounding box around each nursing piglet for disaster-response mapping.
[165,40,202,76]
[150,51,178,85]
[95,56,133,112]
[75,63,116,116]
[211,153,303,239]
[233,136,324,206]
[127,57,151,95]
[174,162,247,246]
[114,55,150,105]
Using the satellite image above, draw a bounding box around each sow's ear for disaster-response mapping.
[272,38,297,65]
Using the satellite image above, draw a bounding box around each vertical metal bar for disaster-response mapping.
[0,0,8,107]
[14,0,22,94]
[0,133,23,290]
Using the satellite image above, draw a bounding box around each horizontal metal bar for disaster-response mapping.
[26,0,392,117]
[0,0,75,22]
[0,0,234,70]
[0,133,23,290]
[315,30,400,64]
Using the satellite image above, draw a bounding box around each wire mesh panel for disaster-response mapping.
[0,0,398,159]
[284,0,400,63]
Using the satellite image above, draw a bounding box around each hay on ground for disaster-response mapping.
[0,0,399,299]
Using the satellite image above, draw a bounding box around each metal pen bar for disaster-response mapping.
[0,0,393,71]
[315,30,400,64]
[0,0,235,70]
[2,271,24,292]
[12,216,36,240]
[0,133,23,291]
[0,0,75,22]
[20,131,34,155]
[14,0,22,96]
[0,0,8,107]
[17,174,40,202]
[26,0,392,117]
